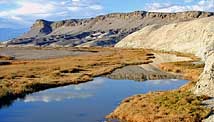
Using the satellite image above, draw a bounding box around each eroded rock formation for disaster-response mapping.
[116,17,214,96]
[7,11,214,47]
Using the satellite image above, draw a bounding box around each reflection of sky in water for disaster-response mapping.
[146,79,183,85]
[23,93,93,103]
[21,78,186,103]
[0,77,187,122]
[23,78,105,103]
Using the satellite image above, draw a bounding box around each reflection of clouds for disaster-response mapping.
[22,77,187,103]
[24,93,93,103]
[146,79,186,85]
[23,77,105,103]
[73,78,105,91]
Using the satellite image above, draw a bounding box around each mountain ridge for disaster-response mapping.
[6,11,214,47]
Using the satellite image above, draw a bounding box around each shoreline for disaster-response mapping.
[0,47,152,108]
[106,52,212,122]
[0,47,212,121]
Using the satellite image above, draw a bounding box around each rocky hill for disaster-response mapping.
[116,17,214,97]
[6,11,214,47]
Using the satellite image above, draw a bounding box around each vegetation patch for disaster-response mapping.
[0,55,15,60]
[107,91,210,122]
[107,52,211,122]
[0,47,153,107]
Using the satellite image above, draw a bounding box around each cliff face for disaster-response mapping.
[7,11,214,47]
[116,17,214,97]
[23,11,214,38]
[195,52,214,97]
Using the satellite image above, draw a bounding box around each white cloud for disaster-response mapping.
[14,1,55,16]
[69,0,103,11]
[146,0,214,12]
[184,0,193,3]
[10,16,23,21]
[68,6,81,12]
[89,5,103,10]
[0,0,9,4]
[0,0,104,28]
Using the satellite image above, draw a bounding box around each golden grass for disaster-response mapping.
[107,91,210,122]
[1,47,211,121]
[107,52,211,122]
[0,55,15,60]
[159,60,204,91]
[0,47,152,101]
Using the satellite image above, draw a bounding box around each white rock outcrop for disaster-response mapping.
[116,17,214,96]
[195,52,214,97]
[116,17,214,60]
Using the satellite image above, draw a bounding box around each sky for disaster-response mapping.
[0,0,214,28]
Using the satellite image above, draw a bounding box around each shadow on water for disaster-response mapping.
[0,90,39,109]
[0,96,20,109]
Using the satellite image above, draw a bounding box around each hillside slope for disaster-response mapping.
[116,17,214,97]
[7,11,214,47]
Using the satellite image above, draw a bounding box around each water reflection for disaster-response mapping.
[23,93,93,103]
[23,78,105,103]
[0,77,187,122]
[146,79,183,85]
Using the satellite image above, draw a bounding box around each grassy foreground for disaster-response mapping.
[107,52,211,122]
[0,47,152,107]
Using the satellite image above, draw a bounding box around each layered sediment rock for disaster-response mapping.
[7,11,214,47]
[195,52,214,97]
[116,17,214,97]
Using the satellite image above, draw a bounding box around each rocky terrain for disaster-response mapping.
[116,16,214,96]
[107,53,191,81]
[1,10,214,122]
[111,16,214,121]
[195,52,214,97]
[6,11,214,47]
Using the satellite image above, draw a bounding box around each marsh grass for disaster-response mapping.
[107,52,211,122]
[0,47,152,103]
[0,55,15,60]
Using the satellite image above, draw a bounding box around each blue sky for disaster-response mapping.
[0,0,213,28]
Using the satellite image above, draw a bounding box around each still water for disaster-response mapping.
[0,77,187,122]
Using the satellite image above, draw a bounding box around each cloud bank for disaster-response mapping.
[0,0,104,28]
[0,0,213,28]
[146,0,214,12]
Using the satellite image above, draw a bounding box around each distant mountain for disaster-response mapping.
[0,28,28,42]
[7,11,214,47]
